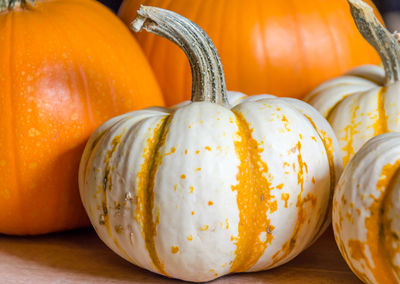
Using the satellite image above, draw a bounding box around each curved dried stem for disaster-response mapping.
[131,6,227,105]
[348,0,400,85]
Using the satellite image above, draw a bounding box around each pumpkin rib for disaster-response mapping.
[381,166,400,280]
[303,115,336,240]
[6,11,23,232]
[376,164,400,283]
[229,110,274,273]
[231,0,241,91]
[374,87,388,135]
[34,7,94,231]
[288,0,308,92]
[320,0,343,72]
[136,115,171,276]
[325,93,351,122]
[53,4,116,114]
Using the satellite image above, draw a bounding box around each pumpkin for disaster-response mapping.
[0,0,163,235]
[79,6,343,282]
[332,133,400,284]
[118,0,381,106]
[306,0,400,167]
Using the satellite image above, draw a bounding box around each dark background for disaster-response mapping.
[96,0,399,14]
[97,0,400,31]
[97,0,122,13]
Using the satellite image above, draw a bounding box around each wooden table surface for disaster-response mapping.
[0,226,361,284]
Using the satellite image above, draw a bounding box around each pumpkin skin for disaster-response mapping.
[306,0,400,167]
[79,7,343,282]
[0,0,163,235]
[119,0,381,105]
[333,133,400,284]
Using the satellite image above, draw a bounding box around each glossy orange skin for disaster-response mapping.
[119,0,381,106]
[0,0,163,235]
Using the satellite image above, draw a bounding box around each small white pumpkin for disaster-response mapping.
[333,133,400,284]
[79,6,342,282]
[306,0,399,167]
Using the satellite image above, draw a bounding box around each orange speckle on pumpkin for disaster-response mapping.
[311,176,316,184]
[189,186,194,193]
[205,146,212,151]
[281,193,290,208]
[342,195,347,205]
[191,211,195,215]
[195,168,201,171]
[281,115,290,131]
[200,225,209,231]
[208,201,214,206]
[171,246,179,254]
[187,235,193,241]
[210,269,218,277]
[348,239,366,262]
[304,193,317,208]
[276,183,284,190]
[311,136,317,142]
[164,147,176,156]
[225,218,229,229]
[173,185,177,191]
[196,150,200,154]
[346,212,352,221]
[181,174,186,179]
[184,149,188,155]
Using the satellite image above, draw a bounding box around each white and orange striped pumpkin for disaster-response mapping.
[79,7,342,282]
[306,0,400,167]
[333,133,400,284]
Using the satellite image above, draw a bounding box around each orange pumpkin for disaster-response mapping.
[119,0,381,106]
[0,0,163,235]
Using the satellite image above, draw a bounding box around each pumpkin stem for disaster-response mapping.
[0,0,27,12]
[131,6,228,106]
[348,0,400,85]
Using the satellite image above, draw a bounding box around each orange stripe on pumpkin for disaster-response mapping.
[230,111,275,273]
[136,115,171,276]
[357,160,400,284]
[345,161,400,284]
[372,87,388,136]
